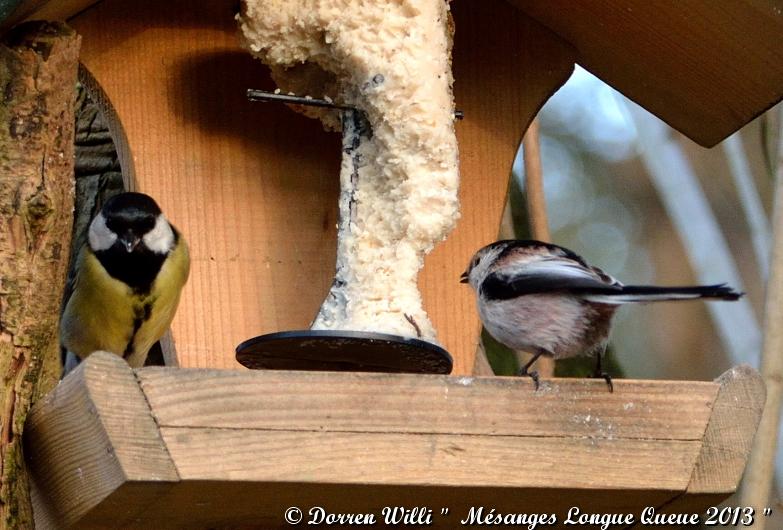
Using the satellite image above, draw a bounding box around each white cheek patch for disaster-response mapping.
[469,247,503,288]
[88,213,117,251]
[143,214,175,254]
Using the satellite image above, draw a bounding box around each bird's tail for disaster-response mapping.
[584,284,742,304]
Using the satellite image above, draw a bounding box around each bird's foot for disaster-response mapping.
[517,368,540,391]
[593,370,613,393]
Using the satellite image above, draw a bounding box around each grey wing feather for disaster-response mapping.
[481,258,621,300]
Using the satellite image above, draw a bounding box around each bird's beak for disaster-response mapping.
[460,271,469,284]
[119,232,140,253]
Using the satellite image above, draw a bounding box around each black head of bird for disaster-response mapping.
[88,192,178,292]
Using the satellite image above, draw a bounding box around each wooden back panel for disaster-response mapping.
[70,0,575,374]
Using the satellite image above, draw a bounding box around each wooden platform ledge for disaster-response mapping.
[24,352,764,529]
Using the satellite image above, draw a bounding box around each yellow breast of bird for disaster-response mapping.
[61,240,189,367]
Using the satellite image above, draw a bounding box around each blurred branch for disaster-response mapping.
[523,119,551,241]
[499,196,515,240]
[742,103,783,519]
[722,132,771,278]
[760,111,776,181]
[520,119,555,378]
[621,100,761,366]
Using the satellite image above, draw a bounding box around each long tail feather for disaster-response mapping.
[584,283,742,304]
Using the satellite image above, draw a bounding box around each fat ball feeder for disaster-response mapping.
[237,90,457,374]
[233,0,461,375]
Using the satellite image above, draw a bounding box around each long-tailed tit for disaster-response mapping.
[461,240,742,391]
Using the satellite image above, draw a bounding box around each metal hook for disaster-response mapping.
[247,89,464,120]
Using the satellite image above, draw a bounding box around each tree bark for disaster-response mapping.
[0,21,79,528]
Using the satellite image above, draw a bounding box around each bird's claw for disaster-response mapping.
[517,368,540,391]
[593,371,613,393]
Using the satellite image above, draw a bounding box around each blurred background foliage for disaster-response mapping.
[484,66,774,382]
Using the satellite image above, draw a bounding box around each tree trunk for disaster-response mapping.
[0,21,79,528]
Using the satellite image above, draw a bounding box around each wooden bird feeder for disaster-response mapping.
[26,353,766,528]
[3,0,781,527]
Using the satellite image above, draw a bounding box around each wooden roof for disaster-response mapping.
[2,0,782,146]
[512,0,783,146]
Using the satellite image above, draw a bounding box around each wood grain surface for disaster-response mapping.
[162,427,700,490]
[24,353,765,529]
[69,0,575,374]
[512,0,783,147]
[640,365,767,529]
[137,367,717,441]
[9,0,783,147]
[25,353,178,529]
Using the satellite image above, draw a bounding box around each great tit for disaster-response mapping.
[60,192,190,375]
[461,239,742,391]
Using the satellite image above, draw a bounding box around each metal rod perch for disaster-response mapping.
[246,90,464,119]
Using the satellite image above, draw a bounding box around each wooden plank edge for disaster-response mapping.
[24,352,179,528]
[632,364,766,528]
[160,426,702,492]
[688,364,767,494]
[137,367,719,442]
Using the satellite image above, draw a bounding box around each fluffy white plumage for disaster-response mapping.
[87,213,116,252]
[143,214,175,254]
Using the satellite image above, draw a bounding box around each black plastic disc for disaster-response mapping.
[236,330,453,374]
